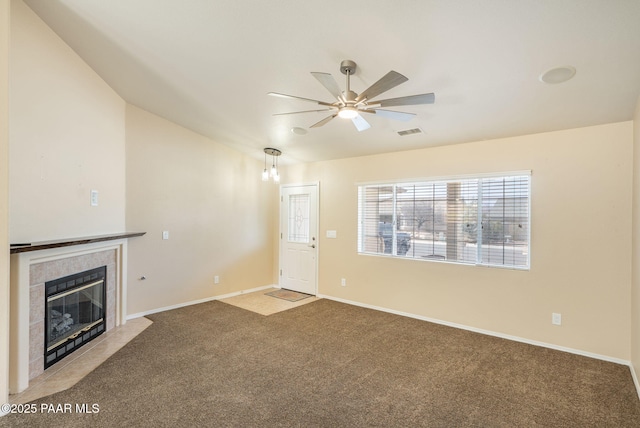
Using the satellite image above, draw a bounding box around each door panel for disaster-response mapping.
[280,184,318,295]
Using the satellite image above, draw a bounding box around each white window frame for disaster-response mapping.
[357,171,531,270]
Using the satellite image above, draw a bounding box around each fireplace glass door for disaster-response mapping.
[45,266,106,368]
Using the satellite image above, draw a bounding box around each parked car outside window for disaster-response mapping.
[378,222,411,256]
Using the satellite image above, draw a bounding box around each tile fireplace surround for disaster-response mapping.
[9,233,144,394]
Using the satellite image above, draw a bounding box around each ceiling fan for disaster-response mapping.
[268,60,435,131]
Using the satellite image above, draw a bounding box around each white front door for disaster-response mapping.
[280,184,318,295]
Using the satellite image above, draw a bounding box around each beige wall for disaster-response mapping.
[0,0,10,412]
[285,122,633,360]
[4,0,277,400]
[125,105,276,315]
[9,0,126,243]
[632,95,640,383]
[3,0,638,404]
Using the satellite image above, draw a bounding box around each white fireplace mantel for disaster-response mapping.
[8,234,142,394]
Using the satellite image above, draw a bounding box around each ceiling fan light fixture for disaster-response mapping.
[338,107,358,119]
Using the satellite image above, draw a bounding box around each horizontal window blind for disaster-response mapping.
[357,174,530,269]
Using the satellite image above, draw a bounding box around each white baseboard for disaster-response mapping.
[631,362,640,401]
[317,294,632,367]
[126,284,277,320]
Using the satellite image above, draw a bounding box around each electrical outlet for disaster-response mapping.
[162,231,169,240]
[552,313,562,326]
[341,278,346,287]
[214,275,220,284]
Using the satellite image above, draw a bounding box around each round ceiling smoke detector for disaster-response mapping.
[539,66,576,84]
[291,127,307,135]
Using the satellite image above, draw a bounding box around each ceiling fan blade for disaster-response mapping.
[372,109,415,121]
[371,93,435,107]
[311,72,343,101]
[352,114,371,132]
[273,109,334,116]
[268,92,335,107]
[310,114,338,128]
[355,70,408,103]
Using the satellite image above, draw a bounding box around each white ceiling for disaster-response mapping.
[23,0,640,164]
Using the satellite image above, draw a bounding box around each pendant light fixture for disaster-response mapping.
[262,148,281,182]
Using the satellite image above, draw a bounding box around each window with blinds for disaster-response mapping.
[357,173,530,269]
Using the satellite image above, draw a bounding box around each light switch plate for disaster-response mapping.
[90,190,99,206]
[326,230,337,238]
[162,231,169,240]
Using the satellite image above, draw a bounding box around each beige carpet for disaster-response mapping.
[2,299,639,427]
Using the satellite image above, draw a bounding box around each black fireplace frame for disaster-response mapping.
[44,265,107,369]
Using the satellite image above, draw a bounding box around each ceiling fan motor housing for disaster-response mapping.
[340,60,357,76]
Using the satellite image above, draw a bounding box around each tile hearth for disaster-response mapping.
[9,317,152,405]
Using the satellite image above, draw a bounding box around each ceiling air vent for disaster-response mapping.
[397,128,423,136]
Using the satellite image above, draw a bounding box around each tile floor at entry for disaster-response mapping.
[219,288,319,316]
